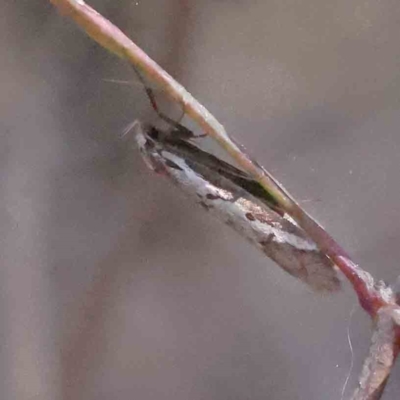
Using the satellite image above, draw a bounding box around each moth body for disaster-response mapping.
[135,123,341,292]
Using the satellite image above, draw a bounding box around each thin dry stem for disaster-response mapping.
[351,307,400,400]
[49,0,291,208]
[49,2,400,398]
[49,0,393,317]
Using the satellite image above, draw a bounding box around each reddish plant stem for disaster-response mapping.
[291,203,388,315]
[50,0,295,210]
[50,0,392,317]
[49,3,400,397]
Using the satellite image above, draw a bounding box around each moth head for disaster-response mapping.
[134,122,157,148]
[135,123,169,173]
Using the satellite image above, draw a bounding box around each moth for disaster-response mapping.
[132,68,340,292]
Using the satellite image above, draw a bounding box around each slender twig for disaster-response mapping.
[49,1,400,398]
[351,307,400,400]
[49,0,392,316]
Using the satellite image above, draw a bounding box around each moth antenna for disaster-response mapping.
[121,119,141,139]
[103,78,142,87]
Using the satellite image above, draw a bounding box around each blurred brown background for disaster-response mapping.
[1,1,400,399]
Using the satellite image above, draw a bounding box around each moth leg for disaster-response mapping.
[131,65,207,140]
